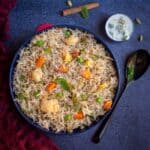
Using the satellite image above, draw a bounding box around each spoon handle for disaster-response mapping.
[92,81,128,143]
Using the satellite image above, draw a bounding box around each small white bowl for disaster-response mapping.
[105,13,134,41]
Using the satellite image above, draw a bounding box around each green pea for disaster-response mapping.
[76,57,84,64]
[64,30,72,38]
[64,114,72,121]
[96,97,103,103]
[56,92,63,97]
[36,40,44,47]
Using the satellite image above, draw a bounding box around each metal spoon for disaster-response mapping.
[92,49,150,143]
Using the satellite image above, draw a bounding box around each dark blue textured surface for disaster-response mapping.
[9,0,150,150]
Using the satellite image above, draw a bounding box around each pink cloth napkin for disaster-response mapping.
[0,1,59,149]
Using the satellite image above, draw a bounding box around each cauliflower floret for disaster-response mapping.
[32,68,43,82]
[40,99,60,113]
[64,35,79,46]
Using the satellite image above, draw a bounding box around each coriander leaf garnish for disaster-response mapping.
[80,6,89,19]
[127,66,134,81]
[55,77,70,91]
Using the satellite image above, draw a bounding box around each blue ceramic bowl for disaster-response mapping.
[9,25,120,135]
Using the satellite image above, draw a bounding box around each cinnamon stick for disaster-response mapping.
[62,2,100,16]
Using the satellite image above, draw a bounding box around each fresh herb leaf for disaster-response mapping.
[122,35,129,41]
[33,90,40,98]
[80,6,89,19]
[108,23,114,29]
[44,48,51,54]
[76,57,84,64]
[64,30,72,38]
[109,31,114,37]
[55,77,70,91]
[127,66,134,81]
[36,40,44,47]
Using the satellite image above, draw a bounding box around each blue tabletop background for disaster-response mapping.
[9,0,150,150]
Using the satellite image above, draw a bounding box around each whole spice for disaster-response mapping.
[138,34,144,42]
[135,17,142,25]
[62,2,100,16]
[66,0,73,7]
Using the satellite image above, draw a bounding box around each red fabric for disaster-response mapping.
[36,23,54,33]
[0,1,59,150]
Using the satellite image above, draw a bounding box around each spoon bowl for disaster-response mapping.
[126,49,150,82]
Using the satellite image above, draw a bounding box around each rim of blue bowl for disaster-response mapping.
[9,24,121,136]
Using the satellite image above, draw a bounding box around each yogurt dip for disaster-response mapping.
[105,14,134,41]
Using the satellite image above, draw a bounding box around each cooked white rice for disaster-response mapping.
[13,27,118,133]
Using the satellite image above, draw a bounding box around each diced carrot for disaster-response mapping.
[46,82,57,92]
[103,100,112,111]
[71,50,80,58]
[56,65,69,73]
[35,56,45,68]
[80,69,91,79]
[73,111,84,120]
